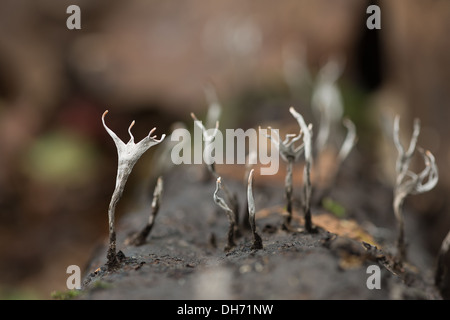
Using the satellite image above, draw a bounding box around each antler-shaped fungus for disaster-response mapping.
[102,110,165,269]
[393,115,438,266]
[261,120,305,230]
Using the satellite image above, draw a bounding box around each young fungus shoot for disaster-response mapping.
[247,169,263,250]
[242,150,258,231]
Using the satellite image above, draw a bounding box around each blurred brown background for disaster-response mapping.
[0,0,449,299]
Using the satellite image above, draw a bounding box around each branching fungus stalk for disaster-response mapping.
[393,115,438,266]
[262,124,304,230]
[191,112,240,228]
[102,110,165,269]
[126,176,163,246]
[289,107,315,233]
[247,169,263,250]
[214,177,237,251]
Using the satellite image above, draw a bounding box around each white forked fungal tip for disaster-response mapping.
[289,106,312,161]
[191,112,219,142]
[128,120,135,140]
[149,127,156,137]
[394,115,421,161]
[262,108,308,164]
[248,168,254,185]
[102,110,165,145]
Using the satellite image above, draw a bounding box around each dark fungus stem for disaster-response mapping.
[126,177,163,246]
[214,177,237,251]
[393,193,407,268]
[303,160,314,233]
[242,196,251,231]
[283,159,294,230]
[106,231,119,270]
[225,217,237,252]
[106,167,130,270]
[251,231,263,250]
[248,169,263,250]
[395,218,406,268]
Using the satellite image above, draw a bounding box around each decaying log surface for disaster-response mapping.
[78,164,442,300]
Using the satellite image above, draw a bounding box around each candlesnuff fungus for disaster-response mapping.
[214,177,237,251]
[393,115,438,266]
[242,150,258,231]
[311,57,344,154]
[307,57,357,205]
[262,120,305,230]
[289,107,315,233]
[247,169,263,250]
[192,112,240,229]
[191,112,219,175]
[125,176,163,246]
[262,107,314,232]
[102,110,165,270]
